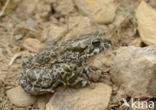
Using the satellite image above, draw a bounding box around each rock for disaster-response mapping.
[113,15,125,26]
[35,0,52,20]
[111,46,156,97]
[37,96,49,110]
[128,38,142,47]
[52,0,76,16]
[87,50,114,82]
[44,24,67,45]
[62,16,96,41]
[7,86,36,107]
[88,50,113,72]
[46,83,112,110]
[17,0,36,15]
[42,16,95,44]
[136,1,156,45]
[26,18,35,27]
[23,38,44,52]
[74,0,116,24]
[14,34,24,40]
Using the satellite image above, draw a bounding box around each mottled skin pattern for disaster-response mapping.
[19,31,111,95]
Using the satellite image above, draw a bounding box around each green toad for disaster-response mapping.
[19,31,111,95]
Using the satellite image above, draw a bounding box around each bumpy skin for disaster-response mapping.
[19,31,111,95]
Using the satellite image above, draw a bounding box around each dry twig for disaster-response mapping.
[9,52,23,66]
[134,95,156,99]
[0,0,10,17]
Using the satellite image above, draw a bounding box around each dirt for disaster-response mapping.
[0,0,155,110]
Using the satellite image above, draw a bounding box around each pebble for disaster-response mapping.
[37,96,49,110]
[88,50,114,82]
[62,16,95,41]
[7,86,36,107]
[46,83,112,110]
[44,24,67,45]
[52,0,76,15]
[23,38,44,52]
[74,0,116,24]
[14,34,24,40]
[26,18,35,27]
[136,1,156,45]
[111,46,156,99]
[128,38,142,47]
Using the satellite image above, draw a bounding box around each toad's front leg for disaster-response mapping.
[62,71,93,88]
[56,63,93,88]
[82,66,102,82]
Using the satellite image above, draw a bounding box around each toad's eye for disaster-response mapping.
[92,39,101,47]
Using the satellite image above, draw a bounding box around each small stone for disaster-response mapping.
[52,0,76,16]
[87,50,114,82]
[35,1,52,20]
[88,50,113,71]
[37,96,49,110]
[113,15,125,26]
[136,1,156,45]
[45,25,67,44]
[23,38,44,52]
[26,18,35,27]
[74,0,116,24]
[7,86,36,107]
[111,46,156,98]
[62,16,96,41]
[46,83,112,110]
[14,34,23,40]
[128,38,142,47]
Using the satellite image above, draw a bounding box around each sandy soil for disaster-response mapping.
[0,0,155,110]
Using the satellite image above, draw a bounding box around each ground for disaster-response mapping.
[0,0,155,110]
